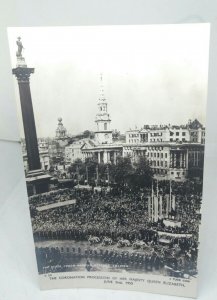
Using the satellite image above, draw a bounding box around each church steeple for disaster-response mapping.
[99,73,106,101]
[97,73,108,114]
[95,73,112,144]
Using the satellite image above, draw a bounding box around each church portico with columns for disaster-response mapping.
[82,144,123,164]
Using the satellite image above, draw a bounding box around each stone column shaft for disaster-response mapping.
[103,150,108,163]
[13,67,41,171]
[114,151,117,164]
[107,151,110,163]
[98,152,101,163]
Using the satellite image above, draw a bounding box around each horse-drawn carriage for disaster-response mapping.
[102,237,113,246]
[88,235,100,245]
[132,240,148,250]
[117,239,131,248]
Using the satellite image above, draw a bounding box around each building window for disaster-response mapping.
[176,132,179,136]
[104,123,107,130]
[182,132,186,136]
[161,153,163,158]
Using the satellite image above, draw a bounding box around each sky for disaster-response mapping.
[8,24,210,138]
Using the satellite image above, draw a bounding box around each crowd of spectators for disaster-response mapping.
[29,188,74,208]
[30,180,202,276]
[30,186,201,240]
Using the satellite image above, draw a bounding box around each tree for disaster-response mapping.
[84,157,98,183]
[83,130,91,138]
[112,129,120,141]
[112,156,133,186]
[131,156,153,188]
[82,130,95,139]
[68,159,85,180]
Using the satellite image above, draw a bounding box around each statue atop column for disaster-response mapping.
[16,37,24,57]
[16,37,27,67]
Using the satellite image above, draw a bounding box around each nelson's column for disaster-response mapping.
[12,37,51,195]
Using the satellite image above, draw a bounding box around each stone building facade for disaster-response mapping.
[63,76,205,182]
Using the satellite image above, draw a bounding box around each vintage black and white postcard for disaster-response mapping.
[8,24,210,297]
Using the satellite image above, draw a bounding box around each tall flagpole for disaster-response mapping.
[148,195,151,221]
[156,178,159,198]
[86,166,88,185]
[96,165,99,187]
[76,165,80,187]
[107,164,110,186]
[156,179,159,222]
[159,195,162,219]
[166,194,169,218]
[169,179,172,212]
[151,181,154,221]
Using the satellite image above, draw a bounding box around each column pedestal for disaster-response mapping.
[26,169,51,196]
